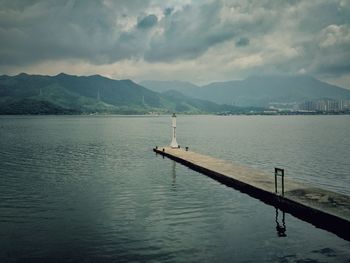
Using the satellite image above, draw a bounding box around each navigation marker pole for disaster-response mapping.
[170,113,179,148]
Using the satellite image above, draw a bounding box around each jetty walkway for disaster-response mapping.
[154,146,350,241]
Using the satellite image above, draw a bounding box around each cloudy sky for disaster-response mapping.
[1,0,350,87]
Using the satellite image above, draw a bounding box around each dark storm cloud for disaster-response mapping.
[137,15,158,29]
[235,38,250,47]
[164,7,174,16]
[144,1,237,62]
[0,0,349,85]
[297,1,350,33]
[308,43,350,77]
[0,0,116,65]
[0,0,153,65]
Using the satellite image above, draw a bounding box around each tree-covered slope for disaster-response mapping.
[0,73,242,114]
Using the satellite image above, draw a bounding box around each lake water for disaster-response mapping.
[0,115,349,262]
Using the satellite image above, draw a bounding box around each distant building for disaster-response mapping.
[299,101,316,111]
[299,99,350,112]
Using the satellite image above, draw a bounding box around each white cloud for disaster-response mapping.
[319,24,350,47]
[229,54,264,69]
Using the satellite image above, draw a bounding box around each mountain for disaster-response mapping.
[5,73,344,114]
[0,73,242,114]
[141,75,350,107]
[160,90,245,113]
[0,73,162,114]
[140,80,199,94]
[200,75,350,106]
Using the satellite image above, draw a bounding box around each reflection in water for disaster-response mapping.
[171,161,176,189]
[275,208,287,237]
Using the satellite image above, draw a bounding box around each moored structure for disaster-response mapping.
[153,146,350,241]
[170,113,179,148]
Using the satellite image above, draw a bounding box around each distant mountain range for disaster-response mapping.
[0,73,243,114]
[140,80,199,94]
[141,75,350,107]
[2,73,348,115]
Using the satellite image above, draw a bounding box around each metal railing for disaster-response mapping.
[274,168,285,196]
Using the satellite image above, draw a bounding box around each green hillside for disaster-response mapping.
[0,73,244,114]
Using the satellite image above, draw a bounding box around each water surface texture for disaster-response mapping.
[0,115,349,262]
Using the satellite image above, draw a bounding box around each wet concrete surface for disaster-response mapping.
[154,147,350,240]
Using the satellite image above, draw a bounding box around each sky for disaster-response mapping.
[0,0,350,88]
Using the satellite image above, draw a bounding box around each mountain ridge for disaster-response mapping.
[141,75,350,107]
[140,80,199,94]
[0,73,242,114]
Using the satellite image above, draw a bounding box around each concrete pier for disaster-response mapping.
[153,146,350,241]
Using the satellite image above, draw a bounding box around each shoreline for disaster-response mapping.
[1,111,350,116]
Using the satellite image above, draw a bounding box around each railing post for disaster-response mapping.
[275,171,278,194]
[281,170,284,196]
[274,168,285,196]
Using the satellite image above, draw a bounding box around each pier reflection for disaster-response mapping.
[275,207,287,237]
[171,161,176,189]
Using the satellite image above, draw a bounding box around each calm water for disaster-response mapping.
[0,115,349,262]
